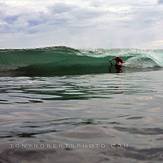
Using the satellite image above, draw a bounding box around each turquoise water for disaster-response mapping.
[0,47,163,75]
[0,47,163,162]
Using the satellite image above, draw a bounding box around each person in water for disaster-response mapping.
[114,57,124,73]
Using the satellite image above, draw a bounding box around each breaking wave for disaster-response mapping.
[0,46,162,76]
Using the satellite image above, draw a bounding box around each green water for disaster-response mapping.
[0,47,163,162]
[0,47,163,75]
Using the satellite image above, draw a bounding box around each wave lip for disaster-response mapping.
[0,46,162,76]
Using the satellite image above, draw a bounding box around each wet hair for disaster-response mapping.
[115,57,121,61]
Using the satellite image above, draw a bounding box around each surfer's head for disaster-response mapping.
[114,57,123,63]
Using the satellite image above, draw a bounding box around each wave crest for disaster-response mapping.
[0,46,162,75]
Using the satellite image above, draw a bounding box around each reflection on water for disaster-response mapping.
[0,71,161,103]
[0,70,163,152]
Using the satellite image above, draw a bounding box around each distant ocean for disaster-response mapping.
[0,46,163,163]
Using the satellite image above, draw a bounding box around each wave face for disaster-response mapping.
[0,46,163,76]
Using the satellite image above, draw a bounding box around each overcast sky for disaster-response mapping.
[0,0,163,49]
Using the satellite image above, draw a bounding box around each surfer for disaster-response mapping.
[114,57,124,73]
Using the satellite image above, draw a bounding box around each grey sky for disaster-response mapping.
[0,0,163,49]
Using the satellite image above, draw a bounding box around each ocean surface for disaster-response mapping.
[0,47,163,162]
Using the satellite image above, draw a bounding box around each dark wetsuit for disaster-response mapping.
[115,57,124,73]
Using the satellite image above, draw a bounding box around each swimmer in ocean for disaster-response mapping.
[114,57,124,73]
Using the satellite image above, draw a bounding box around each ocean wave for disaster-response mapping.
[0,46,162,76]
